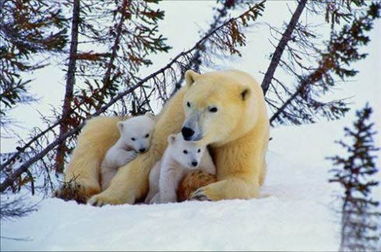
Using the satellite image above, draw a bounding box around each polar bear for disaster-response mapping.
[177,170,216,202]
[57,69,269,206]
[145,133,215,204]
[100,113,155,190]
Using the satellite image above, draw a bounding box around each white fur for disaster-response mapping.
[101,113,155,190]
[117,113,155,153]
[145,133,215,204]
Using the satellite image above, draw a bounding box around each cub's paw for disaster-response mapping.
[149,193,160,204]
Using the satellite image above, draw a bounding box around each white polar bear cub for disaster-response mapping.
[100,113,155,190]
[145,133,216,204]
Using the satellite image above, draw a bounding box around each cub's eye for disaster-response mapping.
[145,134,149,138]
[131,137,136,141]
[197,149,201,153]
[208,106,218,113]
[183,150,188,154]
[186,101,191,108]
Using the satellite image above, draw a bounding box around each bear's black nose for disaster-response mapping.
[192,161,198,167]
[139,148,146,153]
[182,127,194,140]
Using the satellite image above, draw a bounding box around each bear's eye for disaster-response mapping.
[197,149,201,153]
[186,101,191,108]
[131,137,136,141]
[183,150,188,154]
[208,106,218,113]
[145,134,149,138]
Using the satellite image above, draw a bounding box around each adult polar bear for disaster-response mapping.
[61,69,269,205]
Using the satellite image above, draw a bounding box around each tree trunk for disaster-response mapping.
[94,0,129,110]
[55,0,80,173]
[261,0,307,95]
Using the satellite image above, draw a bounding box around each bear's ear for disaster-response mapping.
[117,121,124,132]
[144,112,155,120]
[240,88,250,101]
[167,134,177,144]
[185,70,200,87]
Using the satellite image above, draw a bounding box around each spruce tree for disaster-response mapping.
[0,0,67,124]
[328,104,380,251]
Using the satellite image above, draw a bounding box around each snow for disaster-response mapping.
[4,120,375,251]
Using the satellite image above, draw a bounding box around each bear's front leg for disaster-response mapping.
[88,153,152,206]
[159,170,182,203]
[190,177,260,201]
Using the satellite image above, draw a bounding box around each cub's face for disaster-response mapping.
[117,113,155,153]
[167,134,206,169]
[181,70,250,145]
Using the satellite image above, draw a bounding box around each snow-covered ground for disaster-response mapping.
[4,119,378,251]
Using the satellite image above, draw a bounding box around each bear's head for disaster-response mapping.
[167,133,207,169]
[182,70,260,146]
[117,112,156,153]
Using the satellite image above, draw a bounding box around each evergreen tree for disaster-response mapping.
[265,1,381,125]
[0,0,67,126]
[328,104,380,251]
[54,0,171,173]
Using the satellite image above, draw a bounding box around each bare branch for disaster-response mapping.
[261,0,307,95]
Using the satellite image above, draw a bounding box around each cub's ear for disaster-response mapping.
[117,121,124,132]
[144,112,155,120]
[240,88,251,101]
[167,134,177,144]
[185,70,201,87]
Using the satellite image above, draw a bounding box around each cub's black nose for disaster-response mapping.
[192,161,198,167]
[182,127,194,140]
[139,148,146,153]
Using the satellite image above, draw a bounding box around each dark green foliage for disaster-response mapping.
[0,0,67,117]
[72,0,171,116]
[53,0,172,172]
[328,104,380,251]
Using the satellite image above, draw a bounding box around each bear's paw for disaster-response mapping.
[189,188,212,201]
[54,181,91,204]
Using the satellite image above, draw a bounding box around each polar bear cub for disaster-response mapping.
[100,113,155,190]
[145,133,215,204]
